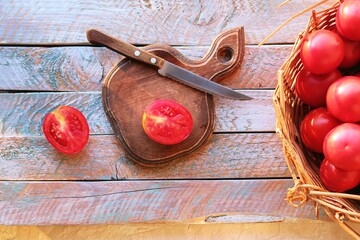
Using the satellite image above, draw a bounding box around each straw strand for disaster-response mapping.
[258,0,331,46]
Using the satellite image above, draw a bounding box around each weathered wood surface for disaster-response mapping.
[0,0,337,229]
[0,133,286,180]
[0,0,333,45]
[0,45,291,91]
[0,90,275,137]
[0,180,324,225]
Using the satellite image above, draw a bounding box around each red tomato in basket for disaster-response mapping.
[320,158,360,192]
[142,100,193,145]
[336,0,360,41]
[295,68,341,107]
[42,106,90,154]
[333,28,360,69]
[300,108,341,153]
[326,76,360,122]
[300,29,344,75]
[339,37,360,69]
[323,123,360,171]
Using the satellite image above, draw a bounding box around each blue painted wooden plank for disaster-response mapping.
[0,180,325,225]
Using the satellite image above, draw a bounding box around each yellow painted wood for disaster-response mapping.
[0,221,352,240]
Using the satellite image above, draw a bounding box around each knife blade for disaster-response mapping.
[86,29,251,100]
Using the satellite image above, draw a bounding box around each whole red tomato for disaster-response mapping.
[142,100,193,145]
[42,106,90,154]
[295,69,341,107]
[326,76,360,122]
[323,123,360,171]
[300,108,341,153]
[339,37,360,68]
[300,29,344,75]
[320,158,360,192]
[336,0,360,41]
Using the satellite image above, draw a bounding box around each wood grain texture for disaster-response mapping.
[0,133,287,180]
[0,180,325,225]
[0,45,291,91]
[0,90,275,137]
[0,0,333,45]
[0,46,119,91]
[1,221,351,240]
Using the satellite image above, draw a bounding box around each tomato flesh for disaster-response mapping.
[43,106,89,154]
[142,100,193,145]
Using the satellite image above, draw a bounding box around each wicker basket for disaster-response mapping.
[274,1,360,238]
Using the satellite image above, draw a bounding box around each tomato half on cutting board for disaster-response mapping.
[42,106,90,154]
[142,100,193,145]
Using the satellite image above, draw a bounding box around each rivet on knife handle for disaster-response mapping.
[86,29,164,68]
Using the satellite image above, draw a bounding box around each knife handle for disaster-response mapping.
[86,29,164,68]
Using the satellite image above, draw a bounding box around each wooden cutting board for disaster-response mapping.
[102,26,245,166]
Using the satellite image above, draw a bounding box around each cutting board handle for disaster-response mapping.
[144,26,245,82]
[197,26,245,80]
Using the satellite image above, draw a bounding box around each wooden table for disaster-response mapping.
[1,0,345,237]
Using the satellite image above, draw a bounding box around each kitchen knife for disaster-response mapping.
[86,29,251,100]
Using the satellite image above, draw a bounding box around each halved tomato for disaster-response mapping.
[42,106,90,154]
[142,100,193,145]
